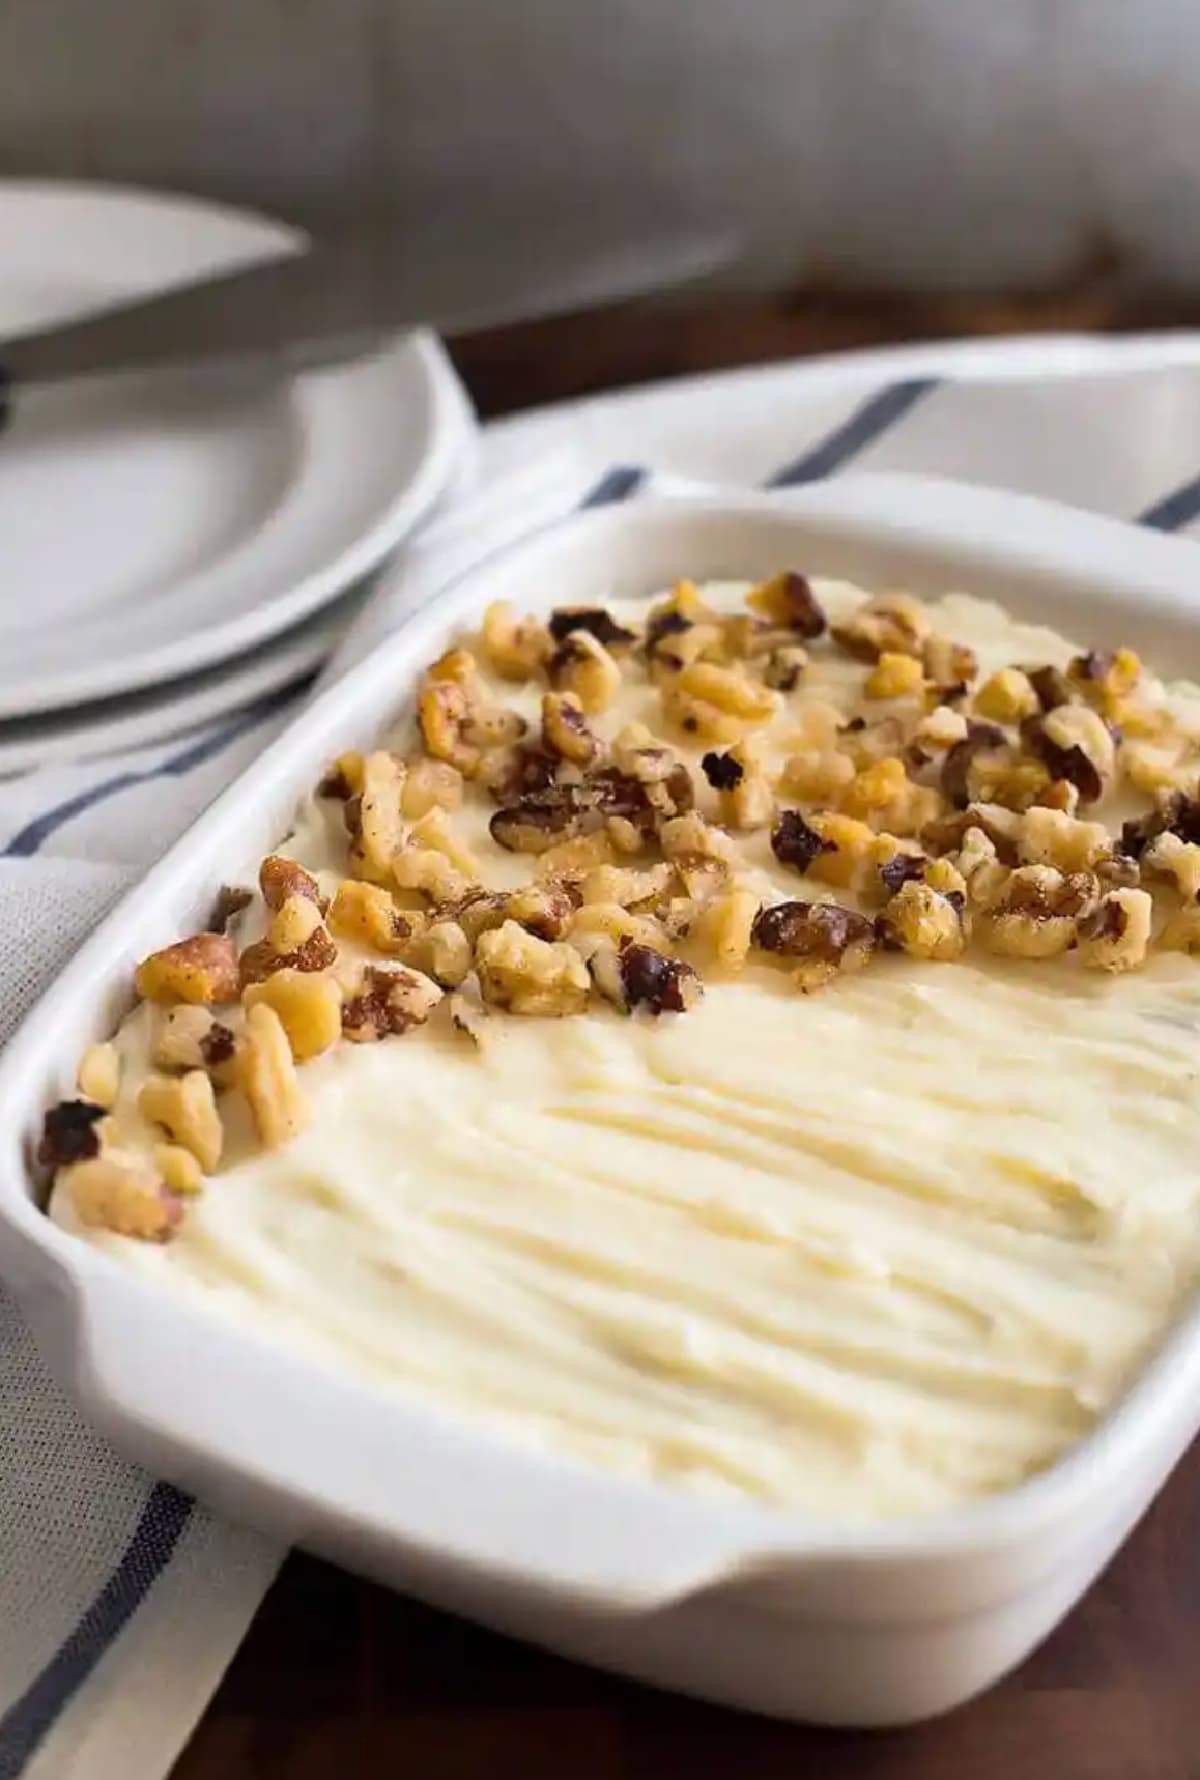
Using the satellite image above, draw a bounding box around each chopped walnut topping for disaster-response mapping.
[923,636,978,686]
[400,759,464,820]
[1067,647,1141,714]
[260,855,321,911]
[702,741,775,830]
[865,652,925,701]
[239,907,337,985]
[548,606,637,651]
[771,808,835,875]
[63,1153,179,1241]
[547,629,622,714]
[152,1006,237,1081]
[481,600,553,680]
[779,747,856,804]
[209,885,253,933]
[136,932,239,1006]
[448,988,489,1044]
[751,899,876,991]
[268,892,324,956]
[832,593,929,662]
[1119,791,1200,861]
[941,723,1008,809]
[1025,705,1115,805]
[139,1071,223,1172]
[694,886,759,971]
[419,677,483,776]
[38,1099,105,1170]
[542,690,604,766]
[347,751,407,881]
[986,866,1098,958]
[580,862,674,910]
[244,970,343,1062]
[1076,889,1153,973]
[678,661,778,724]
[533,830,618,881]
[238,1002,309,1146]
[618,944,702,1014]
[880,880,969,961]
[476,922,590,1017]
[1142,831,1200,901]
[78,1042,120,1111]
[328,879,421,956]
[1026,664,1074,713]
[342,964,443,1041]
[1017,807,1112,873]
[318,751,364,800]
[914,705,970,751]
[975,666,1038,723]
[154,1143,204,1197]
[745,571,827,638]
[762,645,809,691]
[416,921,475,987]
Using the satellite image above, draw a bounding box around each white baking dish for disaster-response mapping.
[4,473,1200,1727]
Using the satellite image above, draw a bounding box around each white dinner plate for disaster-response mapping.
[0,181,468,720]
[0,587,367,779]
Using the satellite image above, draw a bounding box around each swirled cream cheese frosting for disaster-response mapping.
[43,572,1200,1519]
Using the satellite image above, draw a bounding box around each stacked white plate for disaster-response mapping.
[0,182,469,775]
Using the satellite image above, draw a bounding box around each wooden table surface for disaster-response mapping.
[176,290,1200,1780]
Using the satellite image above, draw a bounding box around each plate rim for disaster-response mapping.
[0,179,468,719]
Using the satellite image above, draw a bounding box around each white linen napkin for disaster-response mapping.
[5,343,1200,1777]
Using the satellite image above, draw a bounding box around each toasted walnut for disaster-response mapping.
[392,847,474,904]
[694,886,759,971]
[762,645,809,691]
[135,932,239,1006]
[260,855,320,911]
[464,703,528,752]
[880,880,969,960]
[1096,853,1142,891]
[426,646,484,694]
[1076,889,1153,973]
[209,885,253,933]
[490,785,592,855]
[548,606,637,652]
[701,742,775,830]
[779,748,856,804]
[840,755,912,826]
[481,600,553,680]
[153,1143,204,1196]
[542,691,604,766]
[1026,664,1074,713]
[244,969,342,1062]
[328,879,421,956]
[341,963,444,1040]
[579,862,674,910]
[678,661,777,723]
[410,920,474,988]
[547,629,622,714]
[1017,807,1112,873]
[62,1153,179,1241]
[952,825,1012,911]
[38,1099,105,1170]
[1160,904,1200,953]
[570,901,667,954]
[78,1042,120,1111]
[589,941,702,1015]
[914,705,970,751]
[1142,831,1200,900]
[832,593,929,662]
[1118,791,1200,862]
[940,723,1008,809]
[1025,705,1115,805]
[418,678,482,776]
[347,751,408,881]
[745,571,827,638]
[865,652,925,701]
[648,619,725,679]
[448,988,489,1045]
[475,921,590,1016]
[319,751,364,800]
[968,757,1053,813]
[1033,777,1081,816]
[152,1006,237,1081]
[1067,648,1141,714]
[923,635,978,687]
[477,741,559,804]
[139,1071,223,1172]
[771,808,835,876]
[751,899,876,991]
[239,920,337,987]
[607,740,694,819]
[975,667,1038,723]
[268,893,324,956]
[238,1003,309,1146]
[659,812,740,868]
[986,866,1098,958]
[400,759,464,820]
[922,799,1021,863]
[534,831,618,881]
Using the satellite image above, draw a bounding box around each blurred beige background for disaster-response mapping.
[3,0,1197,292]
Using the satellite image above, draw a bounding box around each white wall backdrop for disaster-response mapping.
[2,0,1197,289]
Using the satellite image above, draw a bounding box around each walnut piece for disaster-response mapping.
[751,899,876,992]
[78,1042,120,1110]
[542,690,604,766]
[986,865,1098,958]
[341,964,443,1041]
[880,880,969,960]
[481,600,553,680]
[327,879,421,956]
[38,1099,105,1170]
[63,1153,179,1241]
[259,855,320,910]
[1076,888,1153,973]
[238,1002,310,1147]
[244,969,343,1061]
[832,593,929,662]
[400,759,464,820]
[135,932,239,1006]
[152,1005,237,1080]
[745,571,827,638]
[589,941,702,1015]
[138,1070,223,1172]
[865,652,924,700]
[476,921,590,1016]
[547,629,622,713]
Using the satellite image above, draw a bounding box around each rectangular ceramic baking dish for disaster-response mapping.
[4,473,1200,1728]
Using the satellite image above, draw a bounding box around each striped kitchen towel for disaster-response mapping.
[5,345,1200,1777]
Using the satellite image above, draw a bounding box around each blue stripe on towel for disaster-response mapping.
[2,683,301,861]
[765,377,941,487]
[578,464,647,507]
[1136,475,1200,533]
[0,1484,192,1779]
